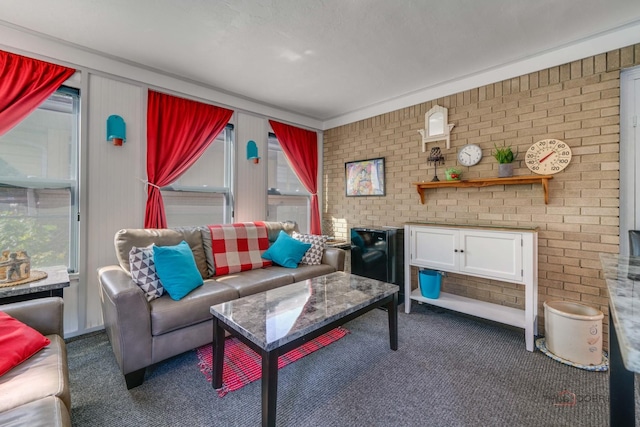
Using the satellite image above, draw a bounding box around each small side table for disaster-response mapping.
[326,239,350,250]
[0,265,70,304]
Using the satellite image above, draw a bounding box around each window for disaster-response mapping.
[0,87,80,271]
[161,125,234,226]
[266,133,310,233]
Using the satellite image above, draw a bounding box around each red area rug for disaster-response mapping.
[196,327,349,397]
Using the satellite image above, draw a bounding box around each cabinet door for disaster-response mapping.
[459,230,523,282]
[410,227,458,271]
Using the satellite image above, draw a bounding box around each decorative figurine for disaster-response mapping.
[0,250,31,283]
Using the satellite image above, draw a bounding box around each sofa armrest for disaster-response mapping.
[0,297,64,336]
[97,266,153,375]
[322,247,345,271]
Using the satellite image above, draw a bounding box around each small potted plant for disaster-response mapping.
[493,143,517,177]
[445,167,462,181]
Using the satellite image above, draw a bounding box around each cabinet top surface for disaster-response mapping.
[405,222,539,233]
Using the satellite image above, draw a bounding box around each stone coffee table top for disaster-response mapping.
[210,271,398,351]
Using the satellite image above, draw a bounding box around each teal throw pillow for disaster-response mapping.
[153,241,203,301]
[262,231,312,268]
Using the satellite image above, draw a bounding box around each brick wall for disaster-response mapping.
[323,43,640,348]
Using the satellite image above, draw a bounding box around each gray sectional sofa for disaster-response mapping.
[0,297,71,427]
[97,221,345,389]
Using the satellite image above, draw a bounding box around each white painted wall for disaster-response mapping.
[236,113,268,222]
[0,28,325,336]
[80,75,146,332]
[66,75,298,335]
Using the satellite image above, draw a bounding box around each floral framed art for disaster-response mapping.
[345,157,385,197]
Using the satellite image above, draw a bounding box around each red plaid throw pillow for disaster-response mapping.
[208,222,272,276]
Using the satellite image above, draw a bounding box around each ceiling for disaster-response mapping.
[1,0,640,128]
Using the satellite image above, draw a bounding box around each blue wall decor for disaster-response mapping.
[246,140,260,163]
[106,115,126,146]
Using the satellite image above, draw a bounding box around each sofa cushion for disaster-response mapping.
[153,241,204,301]
[0,334,70,413]
[282,263,337,282]
[114,227,208,279]
[262,230,311,268]
[209,222,272,276]
[0,311,51,377]
[292,232,328,265]
[215,268,295,297]
[149,280,238,335]
[0,396,71,427]
[200,226,216,277]
[264,220,298,242]
[129,245,164,301]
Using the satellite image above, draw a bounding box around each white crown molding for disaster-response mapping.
[322,20,640,130]
[0,22,324,131]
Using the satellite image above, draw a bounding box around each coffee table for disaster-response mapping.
[210,271,398,427]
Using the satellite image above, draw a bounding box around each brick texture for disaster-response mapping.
[323,44,640,349]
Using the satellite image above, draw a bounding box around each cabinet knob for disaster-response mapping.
[454,249,458,252]
[460,249,464,253]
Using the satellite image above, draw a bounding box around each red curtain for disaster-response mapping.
[145,90,233,228]
[0,50,76,136]
[269,120,321,235]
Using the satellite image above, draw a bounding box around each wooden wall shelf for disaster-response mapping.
[412,175,554,204]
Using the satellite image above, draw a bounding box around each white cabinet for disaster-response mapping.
[411,227,524,282]
[405,223,538,351]
[411,227,458,270]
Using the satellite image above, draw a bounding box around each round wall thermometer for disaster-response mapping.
[457,144,483,167]
[525,139,572,175]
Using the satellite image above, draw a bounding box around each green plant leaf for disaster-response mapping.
[492,143,517,164]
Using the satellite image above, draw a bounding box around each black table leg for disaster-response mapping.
[262,350,278,427]
[212,318,225,390]
[609,306,635,426]
[386,293,398,351]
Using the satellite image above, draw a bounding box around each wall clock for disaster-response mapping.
[525,139,572,175]
[457,144,483,167]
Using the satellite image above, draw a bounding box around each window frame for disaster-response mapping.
[160,124,235,226]
[266,132,310,233]
[0,86,80,272]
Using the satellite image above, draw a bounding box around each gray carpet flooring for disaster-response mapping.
[67,303,636,427]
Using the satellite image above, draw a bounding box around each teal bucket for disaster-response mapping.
[419,270,442,299]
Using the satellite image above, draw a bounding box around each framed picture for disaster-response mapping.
[345,157,385,197]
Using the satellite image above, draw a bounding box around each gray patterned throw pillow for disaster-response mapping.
[129,245,164,301]
[292,232,328,265]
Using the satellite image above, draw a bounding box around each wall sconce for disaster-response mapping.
[106,115,126,146]
[246,140,260,164]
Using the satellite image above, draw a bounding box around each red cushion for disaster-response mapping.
[0,311,50,377]
[208,222,272,276]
